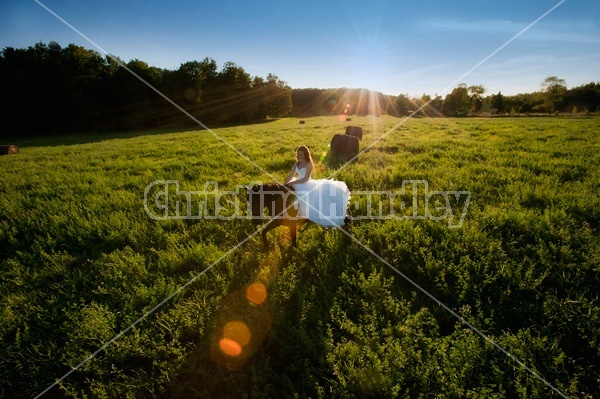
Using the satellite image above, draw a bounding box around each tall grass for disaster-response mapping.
[0,116,598,398]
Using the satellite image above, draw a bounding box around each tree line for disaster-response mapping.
[394,77,600,118]
[0,42,292,136]
[292,78,600,119]
[1,42,599,138]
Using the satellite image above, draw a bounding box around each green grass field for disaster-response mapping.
[1,116,599,398]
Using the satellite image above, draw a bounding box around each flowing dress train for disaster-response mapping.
[291,166,350,228]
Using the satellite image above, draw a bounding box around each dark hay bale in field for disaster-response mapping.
[346,118,351,121]
[0,145,20,155]
[299,120,306,124]
[329,134,359,164]
[345,125,363,140]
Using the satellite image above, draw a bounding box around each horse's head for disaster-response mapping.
[244,183,296,223]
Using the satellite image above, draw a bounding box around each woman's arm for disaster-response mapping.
[288,163,313,185]
[284,163,297,185]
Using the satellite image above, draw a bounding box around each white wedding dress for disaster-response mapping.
[291,166,350,227]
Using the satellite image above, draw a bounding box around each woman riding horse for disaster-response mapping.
[247,145,351,249]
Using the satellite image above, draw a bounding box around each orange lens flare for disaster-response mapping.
[245,282,267,305]
[219,338,242,357]
[223,321,251,346]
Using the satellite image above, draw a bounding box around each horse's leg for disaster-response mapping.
[290,219,309,247]
[289,220,297,246]
[344,214,352,231]
[262,219,281,250]
[261,229,269,250]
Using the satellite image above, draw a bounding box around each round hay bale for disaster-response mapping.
[299,120,306,124]
[344,125,363,140]
[0,145,20,155]
[330,134,359,161]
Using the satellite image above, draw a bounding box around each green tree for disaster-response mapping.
[443,85,470,116]
[468,85,486,114]
[108,59,163,129]
[491,91,505,114]
[213,62,252,124]
[263,73,292,118]
[429,94,444,117]
[563,81,600,113]
[394,94,413,116]
[176,61,206,104]
[540,76,567,114]
[195,57,219,105]
[417,94,431,116]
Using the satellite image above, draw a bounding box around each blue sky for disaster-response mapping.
[1,0,599,97]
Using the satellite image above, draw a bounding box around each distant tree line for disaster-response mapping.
[293,78,600,119]
[291,88,391,117]
[0,42,292,136]
[424,77,600,117]
[2,42,599,138]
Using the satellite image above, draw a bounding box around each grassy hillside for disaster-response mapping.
[1,116,598,398]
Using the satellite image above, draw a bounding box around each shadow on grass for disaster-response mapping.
[4,119,279,148]
[169,227,353,398]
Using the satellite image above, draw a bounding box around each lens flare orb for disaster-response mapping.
[219,338,243,357]
[223,321,251,346]
[245,282,267,305]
